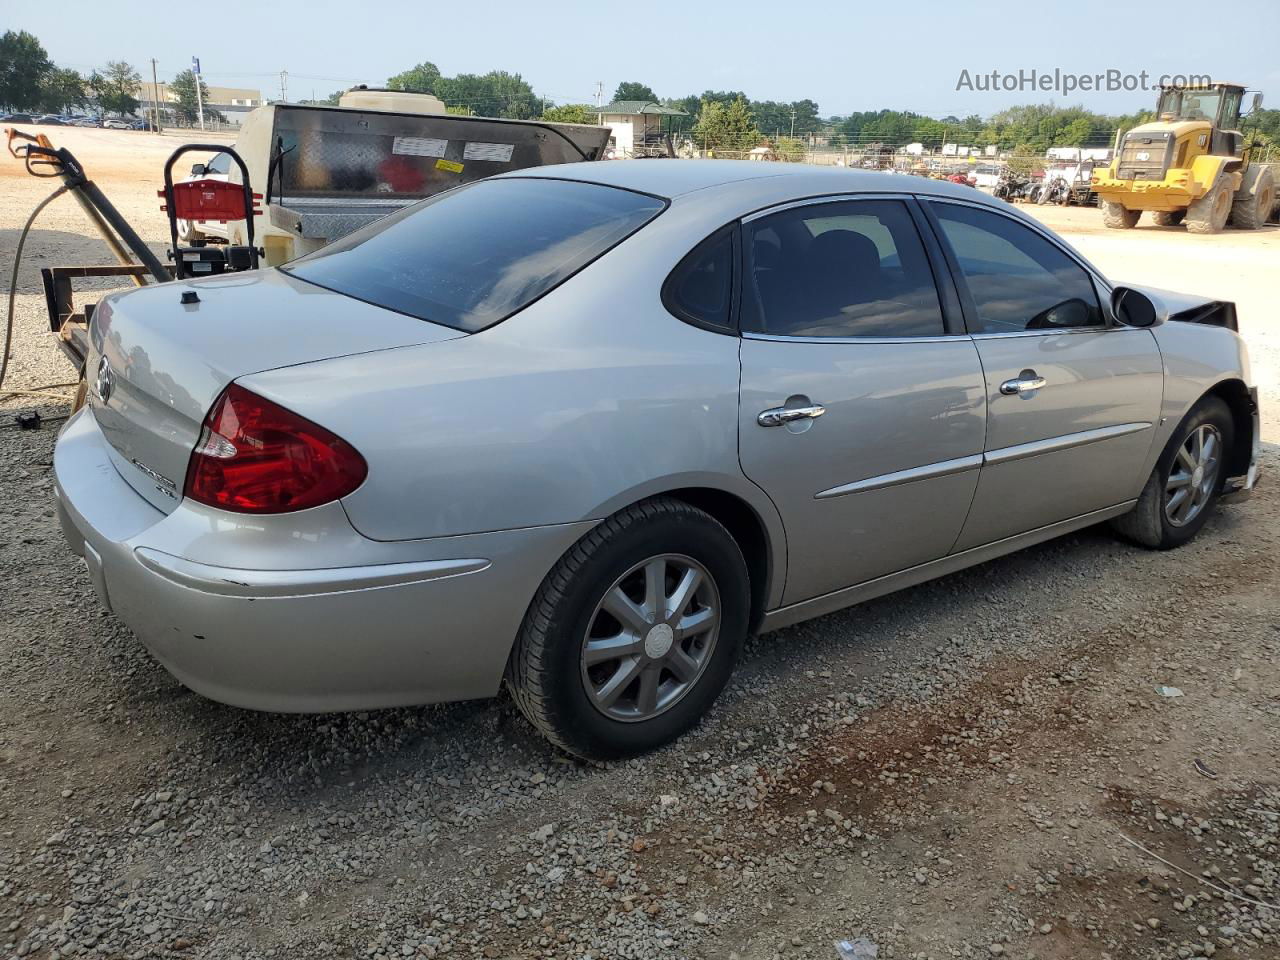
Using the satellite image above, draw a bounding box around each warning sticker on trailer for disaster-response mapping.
[463,141,515,162]
[392,136,448,158]
[435,158,465,174]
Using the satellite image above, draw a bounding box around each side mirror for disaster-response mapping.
[189,162,206,176]
[1110,286,1159,327]
[1251,93,1264,113]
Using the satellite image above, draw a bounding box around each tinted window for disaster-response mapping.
[743,199,945,338]
[663,226,734,330]
[285,178,664,332]
[206,153,231,175]
[931,203,1102,334]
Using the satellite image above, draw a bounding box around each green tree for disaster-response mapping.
[774,137,806,161]
[0,30,54,111]
[167,69,206,122]
[91,60,141,116]
[613,81,656,103]
[541,103,597,125]
[692,96,761,153]
[387,61,442,93]
[752,99,821,138]
[38,67,88,114]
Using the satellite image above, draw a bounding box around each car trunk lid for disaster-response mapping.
[87,268,463,514]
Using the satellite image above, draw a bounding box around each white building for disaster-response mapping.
[593,100,689,157]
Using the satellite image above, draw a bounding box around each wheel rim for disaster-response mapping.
[580,553,721,723]
[1213,188,1231,224]
[1165,424,1221,527]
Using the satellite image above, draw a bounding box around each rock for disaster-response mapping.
[692,911,710,925]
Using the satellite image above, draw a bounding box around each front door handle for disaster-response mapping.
[1000,372,1047,396]
[758,403,826,427]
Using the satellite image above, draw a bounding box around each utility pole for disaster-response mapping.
[789,107,796,138]
[280,70,288,104]
[150,59,162,133]
[192,56,204,131]
[595,81,603,107]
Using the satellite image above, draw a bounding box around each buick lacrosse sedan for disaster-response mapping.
[55,161,1259,759]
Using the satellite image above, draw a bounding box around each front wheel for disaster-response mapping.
[507,498,749,760]
[1110,397,1234,549]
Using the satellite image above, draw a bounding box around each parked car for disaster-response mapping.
[4,113,34,123]
[101,117,130,130]
[54,162,1260,759]
[128,119,148,131]
[36,115,68,125]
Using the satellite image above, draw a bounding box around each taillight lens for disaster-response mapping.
[184,383,367,513]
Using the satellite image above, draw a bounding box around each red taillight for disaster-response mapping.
[184,383,367,514]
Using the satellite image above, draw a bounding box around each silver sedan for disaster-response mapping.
[54,161,1260,759]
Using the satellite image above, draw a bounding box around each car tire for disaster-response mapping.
[176,219,205,247]
[507,497,750,760]
[1110,396,1234,550]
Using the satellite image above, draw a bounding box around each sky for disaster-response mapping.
[11,0,1280,118]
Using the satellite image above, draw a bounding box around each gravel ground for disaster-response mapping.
[2,128,1279,960]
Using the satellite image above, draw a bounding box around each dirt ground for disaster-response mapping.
[1,127,1279,960]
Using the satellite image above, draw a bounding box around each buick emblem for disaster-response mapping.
[95,355,114,404]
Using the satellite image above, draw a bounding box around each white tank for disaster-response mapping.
[337,88,446,115]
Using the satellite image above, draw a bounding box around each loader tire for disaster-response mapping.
[1151,210,1186,226]
[1102,200,1140,229]
[1186,175,1233,234]
[1230,165,1275,230]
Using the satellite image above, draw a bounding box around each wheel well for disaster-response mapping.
[662,487,773,634]
[1205,379,1255,477]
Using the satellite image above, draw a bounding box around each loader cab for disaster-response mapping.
[1155,84,1244,130]
[1154,83,1247,160]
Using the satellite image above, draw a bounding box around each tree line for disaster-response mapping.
[0,30,222,122]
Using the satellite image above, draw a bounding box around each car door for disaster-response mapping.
[922,199,1163,551]
[736,196,987,606]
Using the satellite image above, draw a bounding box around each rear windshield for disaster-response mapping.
[283,178,665,331]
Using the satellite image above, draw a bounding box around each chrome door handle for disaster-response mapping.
[1000,374,1047,396]
[758,403,826,427]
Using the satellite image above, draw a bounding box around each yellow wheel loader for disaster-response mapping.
[1092,83,1275,234]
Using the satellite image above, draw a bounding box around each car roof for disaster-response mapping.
[504,158,1000,206]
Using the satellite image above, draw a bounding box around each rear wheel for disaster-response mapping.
[1186,176,1233,234]
[176,219,205,246]
[1102,200,1140,228]
[1230,165,1275,230]
[1151,210,1186,227]
[1110,397,1234,549]
[507,498,750,760]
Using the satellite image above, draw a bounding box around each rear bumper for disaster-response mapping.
[53,407,593,712]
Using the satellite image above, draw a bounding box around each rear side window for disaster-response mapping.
[929,202,1102,334]
[663,225,735,330]
[285,178,665,332]
[742,199,945,338]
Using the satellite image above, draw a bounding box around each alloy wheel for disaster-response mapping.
[581,554,720,723]
[1165,424,1221,527]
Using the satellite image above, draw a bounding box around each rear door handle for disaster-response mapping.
[758,403,826,427]
[1000,373,1047,396]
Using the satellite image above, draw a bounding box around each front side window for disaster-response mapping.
[206,153,232,175]
[742,199,945,338]
[285,178,664,332]
[930,202,1102,334]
